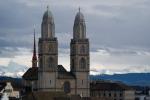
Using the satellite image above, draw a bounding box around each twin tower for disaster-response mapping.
[37,7,90,97]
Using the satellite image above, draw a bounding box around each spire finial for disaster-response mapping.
[79,7,80,13]
[47,5,49,11]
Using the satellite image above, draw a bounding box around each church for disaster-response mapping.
[23,7,90,98]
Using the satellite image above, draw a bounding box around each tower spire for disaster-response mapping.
[73,7,86,39]
[32,28,37,67]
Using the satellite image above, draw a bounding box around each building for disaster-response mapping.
[23,7,90,98]
[22,29,38,92]
[134,86,150,100]
[90,81,135,100]
[0,82,20,99]
[37,7,90,97]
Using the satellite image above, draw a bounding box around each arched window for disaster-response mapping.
[63,81,70,94]
[80,45,85,54]
[49,44,54,53]
[71,45,74,54]
[39,44,42,53]
[39,58,42,68]
[48,57,54,68]
[80,58,86,69]
[71,59,74,70]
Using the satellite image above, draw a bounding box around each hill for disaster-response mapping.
[0,73,150,87]
[90,73,150,86]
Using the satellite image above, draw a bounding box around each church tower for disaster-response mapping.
[70,9,90,97]
[38,7,58,91]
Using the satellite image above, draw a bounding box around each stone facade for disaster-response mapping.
[37,7,90,97]
[70,9,90,97]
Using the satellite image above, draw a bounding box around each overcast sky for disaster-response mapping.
[0,0,150,75]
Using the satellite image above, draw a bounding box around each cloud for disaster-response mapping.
[90,47,150,74]
[0,0,150,75]
[0,61,28,77]
[1,0,150,49]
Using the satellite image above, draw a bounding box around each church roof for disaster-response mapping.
[22,65,75,81]
[57,65,76,79]
[22,67,38,81]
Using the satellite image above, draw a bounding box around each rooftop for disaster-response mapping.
[90,81,134,91]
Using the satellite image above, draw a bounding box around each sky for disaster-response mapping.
[0,0,150,75]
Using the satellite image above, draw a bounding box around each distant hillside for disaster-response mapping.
[0,76,23,89]
[0,73,150,87]
[90,73,150,86]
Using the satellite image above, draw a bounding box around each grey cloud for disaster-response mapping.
[85,0,150,49]
[91,65,150,75]
[0,47,19,58]
[0,0,150,74]
[1,0,150,50]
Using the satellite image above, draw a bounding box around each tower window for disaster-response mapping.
[80,45,85,54]
[71,45,75,54]
[39,44,42,53]
[79,58,86,69]
[39,58,42,68]
[49,44,53,53]
[82,80,83,85]
[48,57,54,68]
[72,59,74,70]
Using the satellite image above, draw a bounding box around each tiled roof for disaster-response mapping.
[90,81,134,91]
[22,67,38,81]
